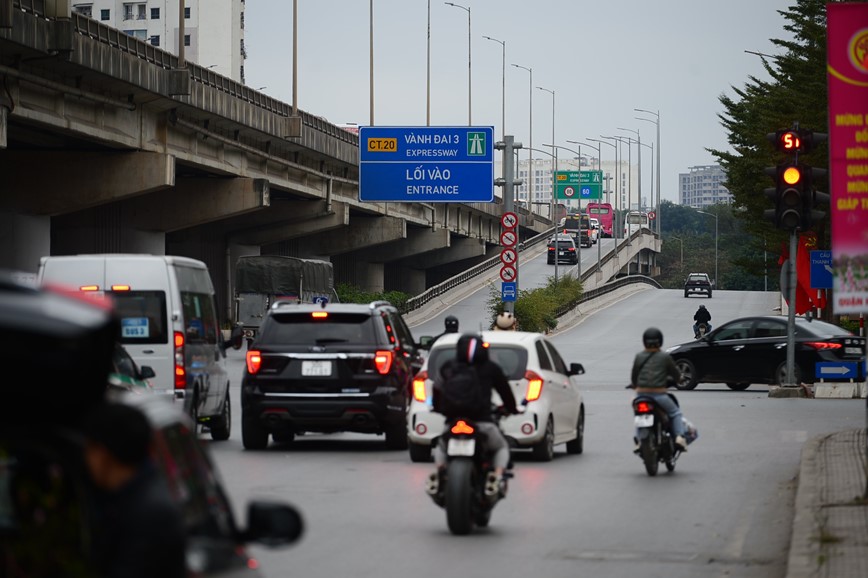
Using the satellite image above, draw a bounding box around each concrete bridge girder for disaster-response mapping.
[127,177,270,232]
[0,151,174,216]
[229,201,350,246]
[400,236,487,269]
[359,228,451,264]
[297,216,406,258]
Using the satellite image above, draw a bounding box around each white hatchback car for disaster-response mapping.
[408,331,586,463]
[589,218,600,244]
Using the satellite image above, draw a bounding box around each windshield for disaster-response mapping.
[427,345,528,381]
[626,214,645,224]
[260,312,378,345]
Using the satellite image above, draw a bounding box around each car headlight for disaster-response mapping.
[666,345,681,353]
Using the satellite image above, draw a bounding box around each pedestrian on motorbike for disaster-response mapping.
[631,327,688,452]
[693,304,712,338]
[428,333,519,497]
[493,311,517,331]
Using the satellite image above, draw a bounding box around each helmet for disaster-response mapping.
[698,304,706,309]
[456,333,489,365]
[642,327,664,349]
[444,315,459,333]
[494,312,515,330]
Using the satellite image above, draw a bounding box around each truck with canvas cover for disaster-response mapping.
[235,256,335,346]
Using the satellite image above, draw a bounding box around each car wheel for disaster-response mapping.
[675,359,698,390]
[532,417,555,462]
[775,362,802,386]
[385,421,409,450]
[547,259,554,265]
[726,382,751,391]
[209,392,232,441]
[409,442,432,463]
[565,406,584,455]
[707,291,712,298]
[188,392,200,435]
[684,291,689,298]
[242,413,269,450]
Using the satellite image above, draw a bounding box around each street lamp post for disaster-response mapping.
[445,2,472,125]
[637,140,654,232]
[670,235,684,270]
[537,86,555,223]
[592,137,619,257]
[543,143,584,281]
[512,64,532,214]
[697,210,719,289]
[483,35,505,138]
[602,134,632,246]
[636,109,661,235]
[568,139,603,272]
[618,127,641,210]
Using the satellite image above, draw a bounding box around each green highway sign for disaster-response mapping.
[555,170,603,200]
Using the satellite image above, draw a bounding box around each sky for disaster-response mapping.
[243,0,795,202]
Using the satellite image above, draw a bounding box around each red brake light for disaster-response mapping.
[525,370,544,402]
[173,331,185,389]
[568,247,576,252]
[312,311,328,319]
[374,350,393,375]
[79,285,100,292]
[636,401,652,414]
[451,420,475,435]
[111,284,131,291]
[246,350,263,374]
[804,341,842,350]
[412,371,428,402]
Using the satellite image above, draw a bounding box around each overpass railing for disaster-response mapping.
[402,226,556,313]
[555,274,661,318]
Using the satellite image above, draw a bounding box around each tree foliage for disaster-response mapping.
[708,0,834,257]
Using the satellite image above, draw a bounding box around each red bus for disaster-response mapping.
[586,202,614,238]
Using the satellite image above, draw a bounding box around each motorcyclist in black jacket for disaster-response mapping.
[693,305,712,338]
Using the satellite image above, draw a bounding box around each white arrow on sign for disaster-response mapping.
[819,365,854,375]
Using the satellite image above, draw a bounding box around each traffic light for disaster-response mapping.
[801,166,829,230]
[764,162,805,230]
[766,129,828,154]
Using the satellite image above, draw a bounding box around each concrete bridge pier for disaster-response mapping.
[0,211,50,273]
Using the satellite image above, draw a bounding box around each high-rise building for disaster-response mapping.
[678,164,731,208]
[71,1,246,83]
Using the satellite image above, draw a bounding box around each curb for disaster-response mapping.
[786,433,827,578]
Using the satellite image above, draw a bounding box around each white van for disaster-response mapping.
[623,210,650,237]
[38,254,240,440]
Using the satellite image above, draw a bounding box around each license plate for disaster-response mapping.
[559,251,566,256]
[845,347,863,355]
[301,361,332,377]
[447,438,476,457]
[634,414,654,427]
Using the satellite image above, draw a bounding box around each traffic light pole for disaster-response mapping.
[785,229,797,386]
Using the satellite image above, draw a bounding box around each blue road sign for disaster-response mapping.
[359,126,494,202]
[815,361,859,379]
[810,250,833,289]
[313,296,329,305]
[501,281,517,302]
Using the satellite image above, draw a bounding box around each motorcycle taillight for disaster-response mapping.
[635,401,653,414]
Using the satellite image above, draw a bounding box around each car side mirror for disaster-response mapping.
[228,324,244,350]
[243,501,304,547]
[568,363,585,376]
[139,365,156,379]
[418,336,434,350]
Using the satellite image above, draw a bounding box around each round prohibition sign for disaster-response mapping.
[501,212,518,229]
[500,265,517,282]
[648,211,657,219]
[500,230,518,247]
[563,186,576,198]
[500,248,517,265]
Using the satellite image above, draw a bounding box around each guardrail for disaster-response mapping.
[401,226,556,313]
[555,274,662,318]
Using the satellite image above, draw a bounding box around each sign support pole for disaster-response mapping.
[503,136,518,314]
[786,229,797,386]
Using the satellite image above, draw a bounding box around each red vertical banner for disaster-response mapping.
[828,3,868,313]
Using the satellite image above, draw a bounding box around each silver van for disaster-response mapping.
[38,254,240,440]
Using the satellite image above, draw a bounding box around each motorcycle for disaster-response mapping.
[695,322,709,339]
[632,393,682,476]
[428,411,512,535]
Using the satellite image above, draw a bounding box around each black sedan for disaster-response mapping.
[666,316,865,390]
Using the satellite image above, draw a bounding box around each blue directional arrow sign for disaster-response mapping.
[809,250,833,289]
[815,361,858,379]
[359,126,494,202]
[501,282,517,302]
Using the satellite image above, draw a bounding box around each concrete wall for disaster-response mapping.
[0,212,50,273]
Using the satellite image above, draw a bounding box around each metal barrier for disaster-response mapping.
[555,274,661,318]
[401,226,556,313]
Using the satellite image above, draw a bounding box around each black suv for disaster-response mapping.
[684,273,713,298]
[241,301,424,450]
[547,234,579,264]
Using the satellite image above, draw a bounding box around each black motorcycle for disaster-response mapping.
[429,414,511,535]
[632,394,682,476]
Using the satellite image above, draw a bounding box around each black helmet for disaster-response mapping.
[444,315,459,333]
[642,327,663,349]
[698,304,706,309]
[456,333,489,365]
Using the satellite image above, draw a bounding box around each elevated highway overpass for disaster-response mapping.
[0,0,659,322]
